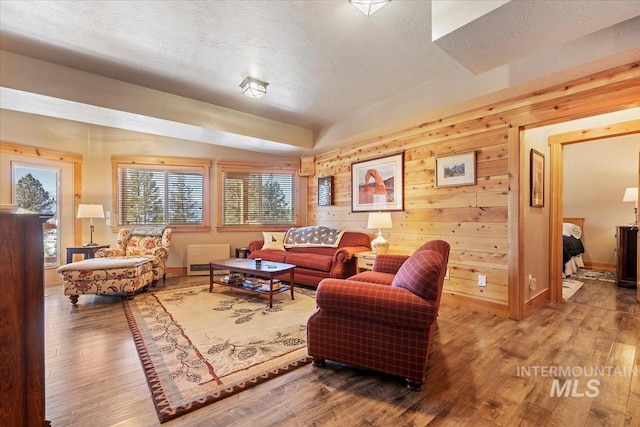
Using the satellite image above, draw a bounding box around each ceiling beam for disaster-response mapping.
[0,51,313,153]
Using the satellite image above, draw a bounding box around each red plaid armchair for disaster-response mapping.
[307,240,450,391]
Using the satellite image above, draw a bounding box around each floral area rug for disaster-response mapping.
[122,284,316,423]
[562,278,584,300]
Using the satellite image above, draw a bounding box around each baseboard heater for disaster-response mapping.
[187,244,230,276]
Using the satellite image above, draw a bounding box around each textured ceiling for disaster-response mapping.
[1,0,640,155]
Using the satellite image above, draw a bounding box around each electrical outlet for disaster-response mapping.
[445,268,450,280]
[529,275,536,291]
[478,274,486,287]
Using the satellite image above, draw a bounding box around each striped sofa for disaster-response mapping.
[307,240,450,391]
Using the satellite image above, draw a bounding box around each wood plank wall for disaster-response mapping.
[308,62,640,319]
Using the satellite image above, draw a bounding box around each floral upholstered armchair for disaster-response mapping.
[95,226,172,285]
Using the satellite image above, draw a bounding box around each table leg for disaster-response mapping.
[269,281,273,308]
[290,270,295,301]
[209,263,213,293]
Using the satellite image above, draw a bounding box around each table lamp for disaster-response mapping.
[622,187,638,225]
[367,211,393,253]
[77,203,105,246]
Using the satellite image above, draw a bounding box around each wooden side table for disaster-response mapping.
[66,244,110,264]
[354,251,377,273]
[235,247,250,259]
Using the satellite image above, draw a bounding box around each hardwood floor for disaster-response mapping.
[44,276,639,426]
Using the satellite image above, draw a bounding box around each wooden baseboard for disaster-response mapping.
[583,262,615,272]
[167,266,187,276]
[524,289,549,317]
[440,292,509,318]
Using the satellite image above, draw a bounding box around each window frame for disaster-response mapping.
[216,161,301,232]
[112,155,211,232]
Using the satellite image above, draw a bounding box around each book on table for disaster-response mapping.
[243,277,261,289]
[259,279,282,292]
[222,273,243,284]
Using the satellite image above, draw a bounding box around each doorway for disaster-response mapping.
[549,119,640,302]
[0,143,82,284]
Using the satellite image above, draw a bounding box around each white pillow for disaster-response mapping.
[262,232,286,251]
[562,223,582,239]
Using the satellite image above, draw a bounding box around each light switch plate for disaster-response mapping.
[478,274,487,287]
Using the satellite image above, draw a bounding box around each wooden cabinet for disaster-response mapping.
[0,213,50,426]
[616,225,638,288]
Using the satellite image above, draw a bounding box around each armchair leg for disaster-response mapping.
[311,357,326,368]
[405,379,423,391]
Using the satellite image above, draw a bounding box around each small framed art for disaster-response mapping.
[318,176,333,206]
[530,149,544,207]
[435,151,476,187]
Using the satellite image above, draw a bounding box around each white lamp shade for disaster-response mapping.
[77,204,105,219]
[367,212,393,229]
[623,187,638,203]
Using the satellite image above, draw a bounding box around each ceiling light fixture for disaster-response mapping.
[349,0,391,16]
[239,76,268,99]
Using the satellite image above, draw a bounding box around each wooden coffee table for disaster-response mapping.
[209,259,295,308]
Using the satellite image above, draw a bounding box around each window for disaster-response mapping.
[13,163,59,267]
[217,162,300,230]
[112,156,211,232]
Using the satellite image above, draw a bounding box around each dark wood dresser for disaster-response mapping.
[0,213,51,426]
[616,224,638,288]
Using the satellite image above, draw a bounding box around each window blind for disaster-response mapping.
[117,167,204,225]
[221,171,296,226]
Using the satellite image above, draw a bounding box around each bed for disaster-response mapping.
[563,217,585,277]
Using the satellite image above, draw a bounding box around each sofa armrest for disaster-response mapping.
[315,279,437,328]
[373,254,410,274]
[333,246,371,264]
[95,248,125,258]
[248,240,264,252]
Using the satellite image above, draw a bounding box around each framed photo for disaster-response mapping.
[318,176,333,206]
[435,151,476,187]
[351,152,404,212]
[530,149,545,207]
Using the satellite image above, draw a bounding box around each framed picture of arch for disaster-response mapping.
[351,152,404,212]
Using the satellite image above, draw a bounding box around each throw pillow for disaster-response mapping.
[262,232,286,251]
[391,250,443,301]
